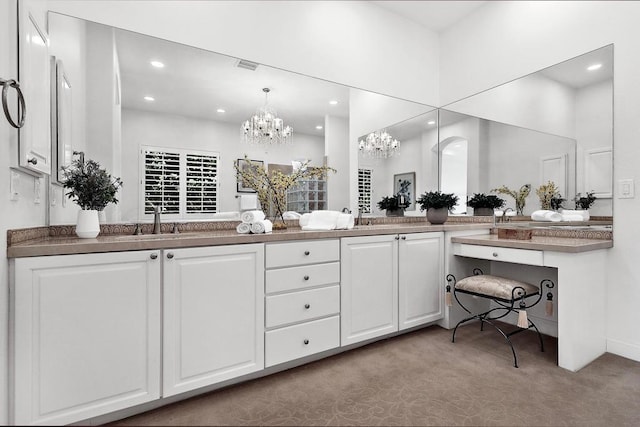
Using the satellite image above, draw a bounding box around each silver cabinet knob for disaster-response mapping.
[401,235,406,240]
[150,253,158,260]
[304,250,310,256]
[303,339,309,345]
[394,235,400,240]
[167,252,174,259]
[492,252,498,257]
[27,157,37,165]
[304,275,310,281]
[304,303,310,309]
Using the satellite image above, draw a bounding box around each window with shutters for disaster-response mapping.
[358,168,372,214]
[141,146,219,219]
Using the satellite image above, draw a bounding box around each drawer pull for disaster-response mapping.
[492,252,498,257]
[167,252,174,259]
[304,303,310,309]
[150,253,158,260]
[304,250,310,256]
[401,235,406,240]
[303,339,309,345]
[303,275,310,281]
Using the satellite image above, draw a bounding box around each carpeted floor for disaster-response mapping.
[112,324,640,426]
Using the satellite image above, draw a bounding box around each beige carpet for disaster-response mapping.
[113,324,640,426]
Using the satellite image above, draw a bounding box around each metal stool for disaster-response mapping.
[447,268,553,368]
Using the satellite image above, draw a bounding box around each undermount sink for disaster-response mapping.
[111,233,184,240]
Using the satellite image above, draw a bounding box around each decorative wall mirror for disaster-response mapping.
[441,44,613,221]
[47,12,436,225]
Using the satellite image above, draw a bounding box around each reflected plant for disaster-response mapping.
[574,191,597,210]
[492,184,531,216]
[536,181,561,210]
[234,156,335,226]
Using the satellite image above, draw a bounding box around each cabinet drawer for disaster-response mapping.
[266,262,340,294]
[455,243,543,266]
[266,240,339,268]
[265,316,340,367]
[266,285,340,328]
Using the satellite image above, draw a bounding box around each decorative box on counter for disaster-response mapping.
[497,227,533,240]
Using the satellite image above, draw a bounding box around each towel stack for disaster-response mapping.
[532,209,590,222]
[559,209,590,222]
[236,210,272,234]
[531,210,562,222]
[300,210,354,231]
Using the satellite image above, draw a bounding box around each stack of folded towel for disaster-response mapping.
[558,209,590,222]
[299,210,354,231]
[531,210,562,222]
[236,210,273,234]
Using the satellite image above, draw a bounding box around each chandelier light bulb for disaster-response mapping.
[358,130,400,159]
[242,88,293,144]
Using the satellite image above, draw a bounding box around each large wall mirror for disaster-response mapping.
[47,12,436,225]
[441,45,613,221]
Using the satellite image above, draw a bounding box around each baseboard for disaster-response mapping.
[607,338,640,363]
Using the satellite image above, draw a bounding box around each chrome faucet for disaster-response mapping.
[503,207,514,223]
[342,207,351,214]
[356,209,363,226]
[152,205,162,234]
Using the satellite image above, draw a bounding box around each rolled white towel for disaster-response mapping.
[560,209,590,220]
[251,219,273,234]
[561,214,586,222]
[531,210,562,222]
[241,210,265,223]
[282,211,302,220]
[236,222,251,234]
[336,213,355,230]
[494,210,504,217]
[299,213,311,227]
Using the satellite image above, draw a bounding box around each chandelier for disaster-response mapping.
[358,130,400,159]
[242,88,293,144]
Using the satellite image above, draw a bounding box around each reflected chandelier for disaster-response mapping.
[358,130,400,159]
[242,88,293,144]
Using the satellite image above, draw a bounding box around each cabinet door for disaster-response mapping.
[341,235,398,346]
[399,232,444,330]
[12,251,161,425]
[18,1,51,174]
[163,244,264,397]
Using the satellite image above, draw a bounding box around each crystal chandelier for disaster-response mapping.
[358,130,400,159]
[242,88,293,144]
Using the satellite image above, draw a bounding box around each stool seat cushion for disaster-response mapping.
[455,274,539,300]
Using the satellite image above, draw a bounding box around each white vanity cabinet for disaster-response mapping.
[11,250,162,426]
[264,239,340,367]
[162,244,264,397]
[341,232,444,346]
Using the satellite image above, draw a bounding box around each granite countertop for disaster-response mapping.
[7,223,490,258]
[451,234,613,253]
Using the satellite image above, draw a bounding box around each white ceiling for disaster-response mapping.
[539,45,613,89]
[371,1,486,32]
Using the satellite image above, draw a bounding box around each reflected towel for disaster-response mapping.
[299,213,311,227]
[239,194,258,211]
[236,222,251,234]
[531,210,562,222]
[251,219,273,234]
[336,213,355,230]
[283,211,302,220]
[560,209,590,220]
[561,214,586,222]
[241,210,265,223]
[302,210,341,231]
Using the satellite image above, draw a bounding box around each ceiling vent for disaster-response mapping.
[236,59,259,71]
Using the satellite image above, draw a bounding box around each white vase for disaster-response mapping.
[76,210,100,238]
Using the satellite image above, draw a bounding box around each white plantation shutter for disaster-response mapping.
[186,153,218,213]
[358,168,372,214]
[142,147,219,218]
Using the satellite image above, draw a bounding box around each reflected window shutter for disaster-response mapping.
[185,153,218,213]
[144,150,180,214]
[358,168,372,214]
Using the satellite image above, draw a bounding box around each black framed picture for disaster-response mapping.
[394,172,416,211]
[236,158,264,193]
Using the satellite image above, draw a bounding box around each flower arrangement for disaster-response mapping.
[535,181,562,210]
[467,193,506,209]
[492,184,531,215]
[574,191,597,210]
[234,156,335,227]
[416,191,459,211]
[61,155,123,211]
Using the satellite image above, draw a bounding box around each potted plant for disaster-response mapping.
[416,191,458,224]
[467,193,505,216]
[550,194,566,211]
[61,155,123,238]
[377,195,406,217]
[574,191,597,210]
[492,184,531,216]
[535,181,562,210]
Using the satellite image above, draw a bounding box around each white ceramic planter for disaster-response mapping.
[76,209,100,238]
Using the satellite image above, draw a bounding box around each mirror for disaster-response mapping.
[441,45,613,220]
[47,12,436,225]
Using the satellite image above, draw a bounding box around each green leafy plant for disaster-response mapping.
[467,193,505,209]
[550,194,566,211]
[61,156,123,211]
[416,191,459,211]
[377,195,403,211]
[492,184,531,215]
[574,191,597,209]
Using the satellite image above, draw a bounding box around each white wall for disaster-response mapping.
[324,115,349,211]
[121,108,324,221]
[441,0,640,362]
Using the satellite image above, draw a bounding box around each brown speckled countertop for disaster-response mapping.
[451,234,613,253]
[7,223,490,258]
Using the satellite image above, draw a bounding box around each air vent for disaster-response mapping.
[236,59,259,71]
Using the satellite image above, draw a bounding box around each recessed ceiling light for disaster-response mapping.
[587,63,602,71]
[329,100,338,105]
[427,120,436,125]
[150,60,165,68]
[144,96,155,102]
[316,125,323,130]
[216,108,226,113]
